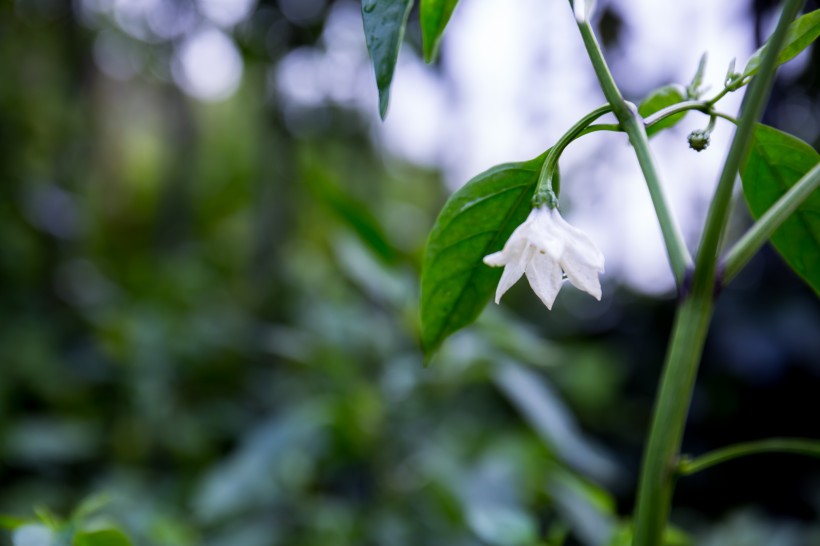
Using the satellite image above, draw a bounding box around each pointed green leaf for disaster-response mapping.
[421,0,460,63]
[740,124,820,295]
[420,153,547,355]
[742,9,820,78]
[638,84,688,137]
[361,0,414,119]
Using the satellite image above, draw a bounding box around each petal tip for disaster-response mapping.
[483,252,504,267]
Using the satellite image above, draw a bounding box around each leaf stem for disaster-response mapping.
[679,438,820,476]
[722,162,820,284]
[574,15,692,284]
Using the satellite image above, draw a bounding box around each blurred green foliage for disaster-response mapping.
[0,2,818,546]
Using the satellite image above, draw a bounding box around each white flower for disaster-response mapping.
[483,205,605,309]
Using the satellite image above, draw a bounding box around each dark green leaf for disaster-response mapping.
[73,528,133,546]
[740,124,820,295]
[638,84,687,137]
[742,9,820,78]
[421,0,460,63]
[420,153,547,355]
[361,0,414,119]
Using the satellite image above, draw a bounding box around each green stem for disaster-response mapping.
[575,17,692,284]
[535,104,614,205]
[633,292,713,545]
[679,438,820,476]
[643,100,711,126]
[580,123,622,135]
[632,2,806,545]
[711,111,740,125]
[723,162,820,284]
[643,101,738,130]
[706,85,734,106]
[694,0,806,292]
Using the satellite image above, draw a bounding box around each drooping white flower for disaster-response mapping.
[483,205,604,309]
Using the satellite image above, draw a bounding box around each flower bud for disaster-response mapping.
[688,129,710,152]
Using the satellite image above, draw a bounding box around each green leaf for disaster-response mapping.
[742,9,820,78]
[73,528,133,546]
[421,0,460,63]
[420,153,546,355]
[740,124,820,295]
[638,84,687,137]
[361,0,414,119]
[0,516,26,529]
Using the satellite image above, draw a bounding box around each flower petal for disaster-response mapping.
[561,246,603,300]
[525,251,563,309]
[483,250,507,267]
[551,210,604,269]
[493,254,528,304]
[525,206,564,258]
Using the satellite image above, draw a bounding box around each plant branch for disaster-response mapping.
[694,0,806,293]
[574,14,692,284]
[535,104,614,204]
[631,2,806,546]
[722,162,820,283]
[679,438,820,476]
[643,101,739,130]
[643,100,711,126]
[580,123,623,135]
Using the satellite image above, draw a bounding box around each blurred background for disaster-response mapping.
[0,0,819,545]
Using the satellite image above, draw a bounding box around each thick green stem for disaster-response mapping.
[694,0,806,291]
[723,163,820,284]
[633,290,713,545]
[632,2,805,545]
[679,438,820,476]
[576,20,692,284]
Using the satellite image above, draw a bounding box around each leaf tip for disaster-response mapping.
[378,88,390,120]
[422,35,440,64]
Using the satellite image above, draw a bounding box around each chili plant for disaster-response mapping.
[361,0,820,544]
